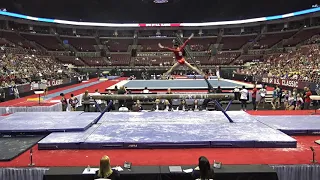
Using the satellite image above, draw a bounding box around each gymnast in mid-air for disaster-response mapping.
[158,33,206,78]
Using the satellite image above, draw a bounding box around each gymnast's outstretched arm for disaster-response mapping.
[158,43,175,51]
[180,33,194,49]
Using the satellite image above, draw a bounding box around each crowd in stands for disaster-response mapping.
[0,49,79,88]
[238,44,320,83]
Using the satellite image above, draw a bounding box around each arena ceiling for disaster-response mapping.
[0,0,319,23]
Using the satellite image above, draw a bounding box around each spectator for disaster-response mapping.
[60,93,67,111]
[95,156,120,180]
[240,86,248,111]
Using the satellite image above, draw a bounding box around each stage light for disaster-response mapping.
[153,0,169,3]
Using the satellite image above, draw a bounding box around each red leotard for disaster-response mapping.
[165,39,190,64]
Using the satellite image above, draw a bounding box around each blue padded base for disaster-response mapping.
[0,112,101,134]
[255,115,320,135]
[38,112,297,149]
[114,79,255,90]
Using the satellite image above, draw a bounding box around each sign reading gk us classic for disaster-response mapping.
[261,77,300,88]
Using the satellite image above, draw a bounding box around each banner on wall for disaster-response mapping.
[233,74,319,91]
[16,77,77,94]
[254,76,316,90]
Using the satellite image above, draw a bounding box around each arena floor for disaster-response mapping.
[0,77,319,167]
[108,78,260,90]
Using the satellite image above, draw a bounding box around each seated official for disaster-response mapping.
[178,99,187,110]
[192,99,200,110]
[132,100,143,111]
[94,156,120,180]
[164,99,171,110]
[192,156,214,180]
[152,98,160,110]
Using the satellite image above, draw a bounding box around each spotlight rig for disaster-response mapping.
[142,0,180,4]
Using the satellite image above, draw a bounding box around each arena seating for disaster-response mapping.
[221,35,256,50]
[138,38,174,52]
[234,55,263,65]
[0,18,319,87]
[80,57,110,66]
[254,31,297,49]
[0,30,34,48]
[0,52,78,86]
[184,37,217,51]
[284,28,320,47]
[60,36,97,52]
[134,56,174,66]
[21,33,64,51]
[101,38,133,52]
[56,56,86,66]
[109,54,131,66]
[209,52,241,65]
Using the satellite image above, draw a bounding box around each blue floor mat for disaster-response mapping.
[38,111,296,149]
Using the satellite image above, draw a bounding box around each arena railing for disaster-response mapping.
[0,7,320,27]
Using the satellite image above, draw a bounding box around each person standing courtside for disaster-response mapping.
[271,87,279,110]
[233,86,240,101]
[60,93,68,111]
[257,85,267,109]
[82,90,91,112]
[304,87,312,110]
[69,94,79,111]
[252,84,258,110]
[117,86,126,108]
[93,89,102,112]
[166,88,173,109]
[0,86,5,102]
[240,86,248,111]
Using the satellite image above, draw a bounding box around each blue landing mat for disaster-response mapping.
[0,112,101,133]
[38,112,296,149]
[98,111,258,124]
[255,115,320,135]
[119,79,253,90]
[38,125,100,149]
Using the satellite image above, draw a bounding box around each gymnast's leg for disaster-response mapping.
[184,61,206,76]
[163,62,180,78]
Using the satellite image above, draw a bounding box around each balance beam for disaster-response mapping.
[91,93,234,101]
